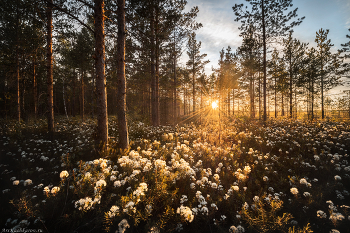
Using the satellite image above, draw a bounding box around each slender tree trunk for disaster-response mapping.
[91,65,95,118]
[289,56,293,118]
[46,0,54,132]
[232,89,235,115]
[116,0,129,149]
[258,70,261,119]
[252,78,255,118]
[262,0,267,122]
[94,0,108,145]
[16,0,20,122]
[192,71,195,113]
[72,70,76,117]
[155,40,160,125]
[16,46,20,122]
[250,74,254,118]
[33,57,37,122]
[184,87,187,115]
[321,75,324,119]
[192,42,196,113]
[81,70,85,122]
[294,88,297,118]
[227,90,230,116]
[274,76,277,118]
[63,77,68,119]
[150,11,159,126]
[281,92,284,116]
[173,33,177,124]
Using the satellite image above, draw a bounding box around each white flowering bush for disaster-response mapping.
[0,116,349,233]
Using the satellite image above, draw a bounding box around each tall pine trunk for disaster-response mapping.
[227,90,230,116]
[63,77,68,118]
[72,70,76,117]
[258,71,261,119]
[81,70,85,122]
[289,56,293,118]
[173,35,177,124]
[16,46,20,122]
[33,54,38,121]
[46,0,54,132]
[250,74,254,118]
[321,75,324,119]
[116,0,129,149]
[232,89,235,115]
[262,0,267,122]
[150,10,159,126]
[281,92,284,116]
[94,0,108,145]
[16,0,20,122]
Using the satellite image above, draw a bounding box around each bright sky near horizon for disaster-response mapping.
[180,0,350,86]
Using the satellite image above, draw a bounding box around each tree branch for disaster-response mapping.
[47,0,94,34]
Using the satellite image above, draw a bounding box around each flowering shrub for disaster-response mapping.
[0,116,349,232]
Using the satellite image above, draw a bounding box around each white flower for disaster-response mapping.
[263,176,268,182]
[300,178,307,185]
[118,219,130,233]
[243,166,251,174]
[303,192,311,197]
[60,170,69,179]
[51,186,60,195]
[96,179,107,188]
[177,205,194,222]
[114,180,121,187]
[243,202,249,210]
[213,174,220,181]
[85,172,92,179]
[317,210,327,218]
[24,179,32,186]
[13,180,19,185]
[107,205,119,218]
[290,187,298,195]
[123,201,136,214]
[229,225,245,233]
[334,175,341,181]
[100,161,107,169]
[43,186,50,194]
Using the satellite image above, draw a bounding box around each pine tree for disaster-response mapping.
[233,0,304,121]
[186,32,209,113]
[46,0,54,132]
[315,29,342,119]
[282,31,308,118]
[94,0,108,146]
[236,24,260,118]
[339,28,350,78]
[116,0,129,149]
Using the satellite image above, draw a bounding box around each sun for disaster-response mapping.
[211,100,218,110]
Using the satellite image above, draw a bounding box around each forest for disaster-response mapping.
[0,0,350,232]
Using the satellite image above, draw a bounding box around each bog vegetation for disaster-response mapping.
[1,115,350,233]
[1,0,350,232]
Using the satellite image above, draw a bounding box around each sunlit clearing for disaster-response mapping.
[211,100,218,110]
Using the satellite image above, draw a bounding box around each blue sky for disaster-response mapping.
[180,0,350,78]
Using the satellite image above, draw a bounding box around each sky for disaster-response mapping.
[179,0,350,84]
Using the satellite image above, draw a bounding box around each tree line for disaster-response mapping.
[0,0,349,149]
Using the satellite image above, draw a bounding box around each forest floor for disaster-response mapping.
[0,116,350,233]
